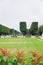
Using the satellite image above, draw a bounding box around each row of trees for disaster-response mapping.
[0,22,43,36]
[0,24,10,35]
[0,24,20,36]
[20,22,43,35]
[10,29,20,35]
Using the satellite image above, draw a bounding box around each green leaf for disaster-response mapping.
[18,63,21,65]
[39,61,43,65]
[8,62,13,65]
[12,57,17,62]
[12,58,18,65]
[2,56,8,62]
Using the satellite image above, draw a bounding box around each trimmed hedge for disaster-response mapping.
[20,22,27,35]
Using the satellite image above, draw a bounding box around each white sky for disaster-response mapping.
[0,0,43,31]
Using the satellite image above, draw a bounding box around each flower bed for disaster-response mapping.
[0,48,43,65]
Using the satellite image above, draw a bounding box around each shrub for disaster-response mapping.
[0,48,43,65]
[30,51,43,65]
[16,49,25,64]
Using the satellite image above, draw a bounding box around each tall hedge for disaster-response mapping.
[38,25,43,35]
[20,22,27,35]
[30,22,38,35]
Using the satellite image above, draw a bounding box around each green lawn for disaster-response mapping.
[0,37,43,54]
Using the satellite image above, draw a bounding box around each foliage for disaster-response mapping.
[10,29,20,36]
[30,51,43,65]
[16,49,25,64]
[0,48,43,65]
[20,22,27,35]
[0,24,10,35]
[30,22,38,35]
[0,24,20,35]
[0,48,10,57]
[38,25,43,35]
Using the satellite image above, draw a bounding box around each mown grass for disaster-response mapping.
[0,37,33,42]
[0,37,43,54]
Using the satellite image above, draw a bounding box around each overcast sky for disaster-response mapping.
[0,0,43,31]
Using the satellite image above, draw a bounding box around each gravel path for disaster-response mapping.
[0,42,29,44]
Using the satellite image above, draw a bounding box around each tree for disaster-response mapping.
[20,22,27,35]
[38,25,43,35]
[30,22,38,35]
[0,24,10,35]
[10,29,15,35]
[10,29,20,36]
